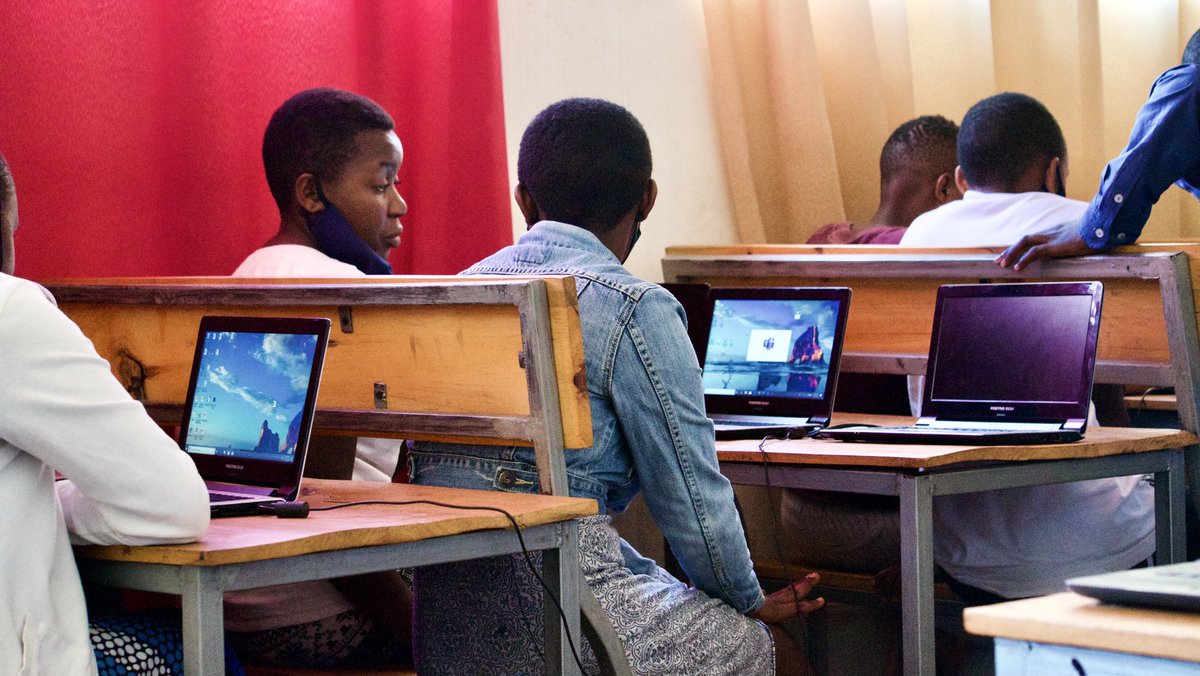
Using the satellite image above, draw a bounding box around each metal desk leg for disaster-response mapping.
[899,474,935,676]
[542,520,583,676]
[180,566,226,675]
[1154,448,1188,564]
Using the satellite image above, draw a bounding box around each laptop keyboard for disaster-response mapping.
[209,491,251,503]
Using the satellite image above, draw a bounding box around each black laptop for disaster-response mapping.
[696,287,851,440]
[1068,560,1200,612]
[178,315,330,516]
[817,282,1103,445]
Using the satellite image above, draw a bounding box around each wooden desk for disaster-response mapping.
[75,479,597,675]
[716,417,1196,676]
[965,592,1200,673]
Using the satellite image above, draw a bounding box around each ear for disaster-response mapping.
[953,166,970,194]
[514,184,540,226]
[295,173,324,214]
[934,172,960,204]
[635,179,658,222]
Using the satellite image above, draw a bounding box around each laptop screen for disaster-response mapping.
[923,282,1102,423]
[701,287,851,417]
[184,331,320,463]
[180,316,330,489]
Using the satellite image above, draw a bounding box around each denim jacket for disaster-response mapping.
[409,221,764,613]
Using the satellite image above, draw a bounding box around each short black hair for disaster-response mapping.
[517,98,652,232]
[957,93,1065,191]
[879,115,959,185]
[262,88,394,210]
[1184,29,1200,65]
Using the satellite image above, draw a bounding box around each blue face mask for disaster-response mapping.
[309,184,392,275]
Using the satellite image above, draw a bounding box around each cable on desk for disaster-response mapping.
[269,498,586,672]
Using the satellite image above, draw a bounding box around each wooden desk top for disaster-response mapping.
[75,479,597,567]
[716,415,1196,470]
[964,592,1200,663]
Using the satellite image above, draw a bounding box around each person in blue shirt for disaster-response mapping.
[408,98,824,675]
[998,29,1200,269]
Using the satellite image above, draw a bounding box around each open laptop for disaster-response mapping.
[178,315,330,516]
[817,282,1103,445]
[698,287,851,440]
[1068,560,1200,612]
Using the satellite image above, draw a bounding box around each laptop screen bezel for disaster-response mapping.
[701,286,851,419]
[920,281,1103,426]
[179,315,330,497]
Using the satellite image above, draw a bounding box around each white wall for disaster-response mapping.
[497,0,737,281]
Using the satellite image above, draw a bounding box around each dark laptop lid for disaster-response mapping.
[921,282,1103,427]
[178,315,331,499]
[701,287,851,419]
[662,282,712,364]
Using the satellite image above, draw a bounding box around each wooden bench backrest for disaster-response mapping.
[44,276,592,495]
[662,243,1200,437]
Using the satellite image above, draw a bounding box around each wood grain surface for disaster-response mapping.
[74,479,597,567]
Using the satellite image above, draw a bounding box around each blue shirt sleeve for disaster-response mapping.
[609,288,765,613]
[1080,64,1200,249]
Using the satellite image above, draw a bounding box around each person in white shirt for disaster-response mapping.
[0,152,210,674]
[225,88,413,670]
[233,87,406,483]
[907,93,1155,602]
[900,92,1084,248]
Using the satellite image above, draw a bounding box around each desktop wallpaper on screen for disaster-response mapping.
[703,299,840,399]
[184,331,318,463]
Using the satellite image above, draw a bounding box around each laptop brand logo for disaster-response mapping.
[989,406,1015,412]
[225,463,245,470]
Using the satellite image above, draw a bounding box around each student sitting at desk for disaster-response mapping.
[234,86,406,483]
[225,88,412,669]
[807,115,961,245]
[0,152,211,673]
[905,93,1155,602]
[410,98,824,675]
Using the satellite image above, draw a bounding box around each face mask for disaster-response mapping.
[309,184,393,275]
[625,220,642,261]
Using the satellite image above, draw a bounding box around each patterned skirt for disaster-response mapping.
[413,515,774,675]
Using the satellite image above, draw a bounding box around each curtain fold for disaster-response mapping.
[703,0,1200,243]
[0,0,510,278]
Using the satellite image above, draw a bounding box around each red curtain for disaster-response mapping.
[0,0,511,279]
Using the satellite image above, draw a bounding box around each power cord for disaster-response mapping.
[259,498,586,672]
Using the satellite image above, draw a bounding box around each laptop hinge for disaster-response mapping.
[810,416,830,428]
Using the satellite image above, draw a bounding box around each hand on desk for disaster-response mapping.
[750,572,825,624]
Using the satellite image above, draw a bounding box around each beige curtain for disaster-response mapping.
[703,0,1200,243]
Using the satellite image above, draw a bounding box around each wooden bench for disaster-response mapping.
[662,243,1200,596]
[47,276,630,675]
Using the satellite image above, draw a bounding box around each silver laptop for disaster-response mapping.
[817,282,1103,445]
[1069,560,1200,612]
[177,316,330,516]
[693,287,851,440]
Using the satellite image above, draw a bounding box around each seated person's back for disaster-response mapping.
[409,98,823,676]
[0,153,210,673]
[906,93,1154,600]
[808,115,960,245]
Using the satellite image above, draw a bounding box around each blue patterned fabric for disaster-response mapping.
[90,610,244,675]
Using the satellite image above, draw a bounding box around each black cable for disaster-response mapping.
[757,428,821,616]
[290,498,586,672]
